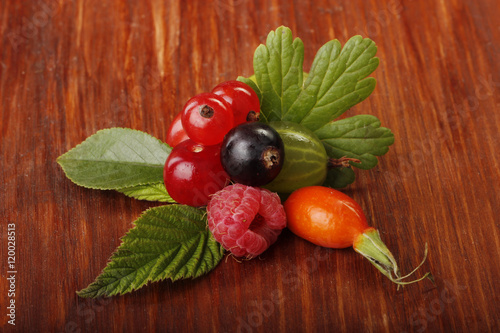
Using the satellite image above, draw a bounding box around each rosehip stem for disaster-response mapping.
[353,228,432,288]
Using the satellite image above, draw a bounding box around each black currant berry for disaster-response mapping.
[220,122,285,186]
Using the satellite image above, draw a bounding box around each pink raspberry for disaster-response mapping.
[207,184,287,258]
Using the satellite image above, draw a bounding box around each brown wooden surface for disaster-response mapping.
[1,0,499,332]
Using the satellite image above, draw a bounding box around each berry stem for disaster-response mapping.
[246,110,260,122]
[199,105,215,118]
[353,228,432,287]
[328,156,361,168]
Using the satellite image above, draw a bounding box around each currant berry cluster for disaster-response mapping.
[166,80,260,148]
[164,80,276,207]
[164,80,289,257]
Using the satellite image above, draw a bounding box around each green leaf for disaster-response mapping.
[116,182,175,203]
[237,75,262,103]
[285,36,379,131]
[57,128,171,189]
[238,71,310,110]
[239,27,390,174]
[315,115,395,170]
[252,26,304,123]
[77,205,225,298]
[244,27,378,131]
[324,167,356,189]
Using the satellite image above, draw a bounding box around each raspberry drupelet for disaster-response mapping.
[207,184,287,258]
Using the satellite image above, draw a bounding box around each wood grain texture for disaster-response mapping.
[1,0,499,332]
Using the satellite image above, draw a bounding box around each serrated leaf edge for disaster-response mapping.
[318,115,395,170]
[77,205,224,298]
[116,182,176,203]
[57,127,171,190]
[296,36,379,128]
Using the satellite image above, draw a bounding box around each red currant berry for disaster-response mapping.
[212,80,260,126]
[181,93,234,146]
[166,112,189,147]
[164,139,230,207]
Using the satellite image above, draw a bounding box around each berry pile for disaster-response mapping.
[164,80,288,257]
[61,29,423,294]
[164,80,262,206]
[164,80,287,206]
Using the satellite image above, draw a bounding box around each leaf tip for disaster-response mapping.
[76,287,96,299]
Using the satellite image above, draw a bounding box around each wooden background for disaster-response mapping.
[1,0,499,332]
